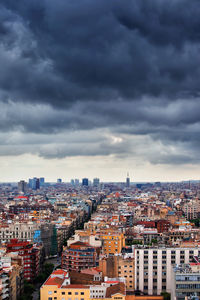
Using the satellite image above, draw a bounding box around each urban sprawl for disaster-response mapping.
[0,176,200,300]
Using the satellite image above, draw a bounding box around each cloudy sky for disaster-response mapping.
[0,0,200,182]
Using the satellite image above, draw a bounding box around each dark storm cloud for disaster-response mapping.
[1,0,200,105]
[0,0,200,165]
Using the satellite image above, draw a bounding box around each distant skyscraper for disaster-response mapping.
[71,179,75,185]
[28,178,33,189]
[57,178,62,183]
[28,177,40,190]
[126,172,130,187]
[40,177,45,187]
[74,179,79,186]
[82,178,89,186]
[93,178,100,186]
[35,178,40,190]
[18,180,27,193]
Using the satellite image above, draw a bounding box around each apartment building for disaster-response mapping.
[67,230,102,248]
[171,263,200,300]
[0,263,24,300]
[40,269,126,300]
[99,255,134,291]
[116,255,134,291]
[183,200,200,220]
[6,239,40,281]
[135,247,200,295]
[0,222,39,243]
[62,241,97,272]
[101,231,125,255]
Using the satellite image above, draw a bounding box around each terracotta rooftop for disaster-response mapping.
[106,283,125,298]
[44,277,63,288]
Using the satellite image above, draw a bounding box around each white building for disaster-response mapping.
[135,247,200,295]
[171,263,200,300]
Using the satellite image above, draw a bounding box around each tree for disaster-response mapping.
[161,292,171,300]
[24,282,35,294]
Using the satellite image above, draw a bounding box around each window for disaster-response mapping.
[75,293,78,295]
[68,292,72,295]
[153,261,157,264]
[81,292,84,295]
[54,291,57,293]
[48,292,53,295]
[62,292,65,295]
[48,298,52,300]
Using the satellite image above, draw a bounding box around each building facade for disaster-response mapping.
[62,242,97,272]
[135,247,200,295]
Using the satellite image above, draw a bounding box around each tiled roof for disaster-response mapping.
[106,283,125,298]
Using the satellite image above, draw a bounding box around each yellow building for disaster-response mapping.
[116,256,134,291]
[40,269,125,300]
[101,231,125,255]
[40,270,90,300]
[99,255,134,291]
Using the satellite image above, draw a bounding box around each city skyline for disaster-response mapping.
[0,0,200,182]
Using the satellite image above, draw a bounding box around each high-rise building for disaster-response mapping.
[39,177,45,187]
[57,178,62,183]
[93,178,100,186]
[28,177,40,190]
[75,179,79,186]
[35,178,40,190]
[82,178,89,186]
[126,172,130,187]
[18,180,27,193]
[71,179,75,185]
[135,247,200,295]
[28,178,33,189]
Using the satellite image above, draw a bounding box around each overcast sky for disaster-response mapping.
[0,0,200,182]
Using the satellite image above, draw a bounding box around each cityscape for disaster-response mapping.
[0,177,200,300]
[1,0,200,300]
